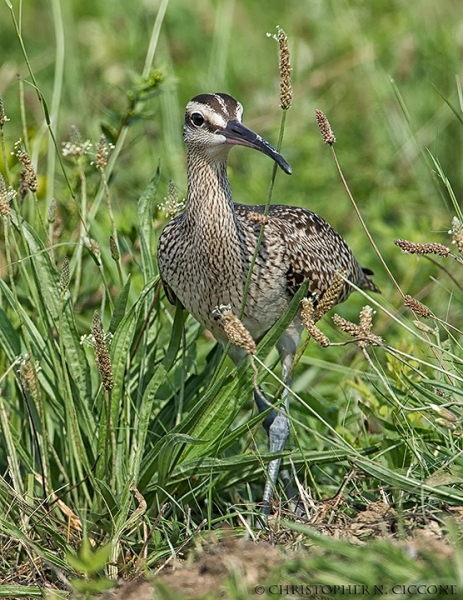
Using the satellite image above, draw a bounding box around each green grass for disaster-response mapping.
[1,0,463,598]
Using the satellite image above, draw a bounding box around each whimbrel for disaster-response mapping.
[157,93,379,520]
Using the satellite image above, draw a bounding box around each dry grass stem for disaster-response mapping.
[394,239,451,257]
[92,311,114,393]
[315,109,336,145]
[301,298,330,347]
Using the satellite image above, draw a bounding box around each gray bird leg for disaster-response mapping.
[255,352,294,521]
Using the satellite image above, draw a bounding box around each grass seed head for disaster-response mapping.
[83,236,101,259]
[212,304,256,354]
[277,27,292,110]
[429,403,458,423]
[94,134,114,169]
[13,141,38,198]
[0,173,15,218]
[47,198,57,224]
[0,97,9,128]
[19,355,39,398]
[313,270,345,322]
[92,311,114,392]
[394,239,451,257]
[248,211,268,225]
[60,256,70,292]
[109,235,120,262]
[449,217,463,254]
[301,298,330,347]
[435,418,456,431]
[62,125,92,157]
[404,295,431,318]
[333,308,382,348]
[315,109,336,145]
[359,305,374,335]
[332,313,360,337]
[160,179,185,219]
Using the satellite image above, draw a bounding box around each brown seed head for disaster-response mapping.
[301,298,330,347]
[359,305,374,336]
[313,270,346,322]
[315,109,336,145]
[404,295,431,318]
[277,27,292,110]
[109,235,120,262]
[332,313,360,337]
[394,239,451,257]
[13,141,38,198]
[357,305,383,348]
[248,211,268,225]
[0,173,15,218]
[92,311,114,392]
[212,304,256,355]
[333,309,382,348]
[94,134,113,169]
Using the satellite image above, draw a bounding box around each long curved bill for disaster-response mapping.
[220,120,292,175]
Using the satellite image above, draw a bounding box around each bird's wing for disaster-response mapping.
[235,203,378,301]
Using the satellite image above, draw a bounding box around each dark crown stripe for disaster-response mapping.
[190,93,237,116]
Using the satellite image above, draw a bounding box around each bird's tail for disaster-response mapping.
[360,267,381,294]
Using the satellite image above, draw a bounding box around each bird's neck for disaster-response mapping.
[184,152,237,231]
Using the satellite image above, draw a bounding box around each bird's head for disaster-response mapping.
[183,92,292,174]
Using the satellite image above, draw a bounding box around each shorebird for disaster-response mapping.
[157,92,378,521]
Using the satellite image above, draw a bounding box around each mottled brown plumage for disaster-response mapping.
[157,93,378,522]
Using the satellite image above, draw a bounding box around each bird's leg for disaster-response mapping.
[254,352,294,520]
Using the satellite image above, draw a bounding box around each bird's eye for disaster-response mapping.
[191,113,204,127]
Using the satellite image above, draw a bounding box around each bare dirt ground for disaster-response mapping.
[103,499,457,600]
